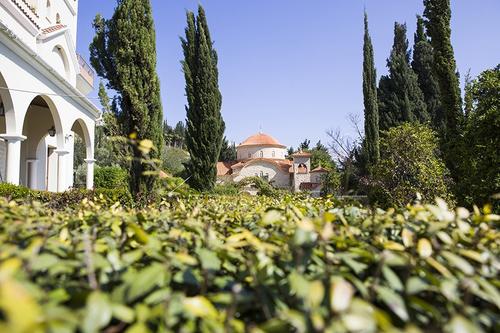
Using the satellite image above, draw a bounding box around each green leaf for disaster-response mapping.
[441,251,474,275]
[82,291,112,333]
[127,263,165,302]
[382,265,403,291]
[183,296,218,319]
[112,304,135,323]
[31,253,59,272]
[375,285,409,321]
[197,248,221,271]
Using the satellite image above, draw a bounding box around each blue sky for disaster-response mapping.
[76,1,500,148]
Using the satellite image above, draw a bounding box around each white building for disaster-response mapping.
[217,132,329,196]
[0,0,99,191]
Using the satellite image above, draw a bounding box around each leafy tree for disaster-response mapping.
[219,137,237,162]
[463,70,474,119]
[162,146,190,177]
[458,65,500,209]
[164,121,187,149]
[423,0,463,175]
[412,16,443,131]
[182,5,225,191]
[310,141,335,170]
[89,0,164,195]
[287,147,295,159]
[371,123,453,207]
[362,13,380,165]
[378,22,428,131]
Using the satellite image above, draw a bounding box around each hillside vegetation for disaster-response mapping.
[0,195,498,333]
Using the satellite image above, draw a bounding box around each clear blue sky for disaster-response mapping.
[76,0,500,148]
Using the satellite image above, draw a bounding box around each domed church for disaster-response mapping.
[217,133,329,196]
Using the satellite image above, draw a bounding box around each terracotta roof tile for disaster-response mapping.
[299,182,321,190]
[217,161,236,176]
[310,166,329,173]
[42,24,67,34]
[291,151,312,158]
[238,133,286,148]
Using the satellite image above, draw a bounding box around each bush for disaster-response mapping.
[0,195,498,332]
[371,123,453,207]
[94,165,129,189]
[0,183,133,209]
[162,146,190,176]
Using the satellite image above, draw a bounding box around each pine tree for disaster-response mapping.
[362,13,380,165]
[412,16,443,132]
[182,5,225,191]
[89,0,164,195]
[423,0,463,175]
[378,22,428,131]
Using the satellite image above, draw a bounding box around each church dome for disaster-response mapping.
[238,133,286,148]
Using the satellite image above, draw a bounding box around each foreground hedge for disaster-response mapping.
[0,195,498,333]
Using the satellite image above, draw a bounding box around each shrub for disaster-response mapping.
[94,165,129,189]
[0,196,498,332]
[371,123,453,207]
[0,183,132,208]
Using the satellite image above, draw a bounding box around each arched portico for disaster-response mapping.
[20,95,66,191]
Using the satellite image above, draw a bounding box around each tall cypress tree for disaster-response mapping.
[378,23,428,131]
[362,13,380,165]
[423,0,463,174]
[182,6,225,191]
[89,0,164,195]
[412,15,443,132]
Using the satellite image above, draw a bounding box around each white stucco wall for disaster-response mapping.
[237,146,287,160]
[0,18,97,190]
[0,140,6,181]
[234,161,290,188]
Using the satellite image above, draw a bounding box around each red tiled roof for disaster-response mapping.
[217,161,236,176]
[291,151,312,158]
[42,24,67,34]
[299,182,321,190]
[217,158,293,176]
[310,166,329,173]
[238,133,286,148]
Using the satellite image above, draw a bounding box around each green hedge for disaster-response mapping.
[0,183,133,209]
[0,195,498,332]
[94,166,129,189]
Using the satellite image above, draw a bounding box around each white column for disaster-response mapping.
[55,150,69,192]
[84,159,95,190]
[0,134,26,185]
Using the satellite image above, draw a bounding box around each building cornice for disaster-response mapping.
[0,18,99,118]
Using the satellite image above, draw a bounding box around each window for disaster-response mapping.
[56,13,61,24]
[260,151,263,158]
[46,0,52,21]
[272,151,275,157]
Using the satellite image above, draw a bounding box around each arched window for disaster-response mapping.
[259,151,263,158]
[46,0,52,21]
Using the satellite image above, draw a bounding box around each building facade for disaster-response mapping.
[0,0,99,191]
[217,133,328,196]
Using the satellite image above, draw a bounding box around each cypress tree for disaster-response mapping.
[89,0,164,195]
[378,23,428,131]
[423,0,463,174]
[182,5,225,191]
[362,13,380,165]
[412,16,443,132]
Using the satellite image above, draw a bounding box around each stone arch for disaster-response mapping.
[52,45,70,79]
[20,95,64,189]
[70,118,92,159]
[0,71,16,134]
